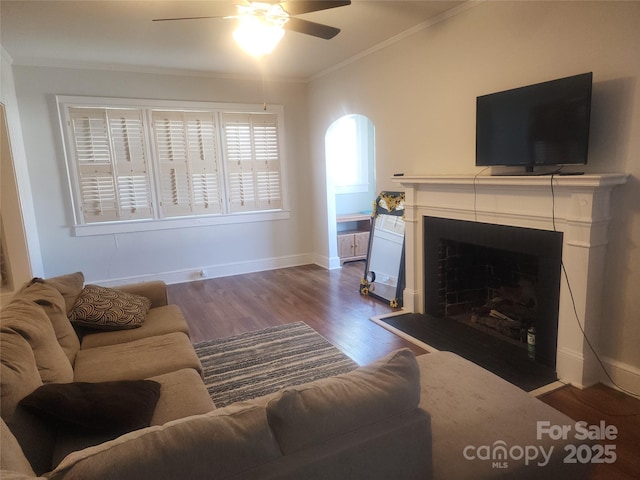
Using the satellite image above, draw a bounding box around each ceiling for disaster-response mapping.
[1,0,465,80]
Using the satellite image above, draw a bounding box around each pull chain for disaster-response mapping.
[262,74,267,111]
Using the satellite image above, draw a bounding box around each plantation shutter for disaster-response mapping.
[252,114,282,209]
[108,110,153,220]
[69,108,152,223]
[152,111,223,217]
[221,113,282,213]
[186,113,223,214]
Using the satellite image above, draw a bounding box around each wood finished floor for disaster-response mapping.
[168,262,426,366]
[538,384,640,480]
[168,262,640,480]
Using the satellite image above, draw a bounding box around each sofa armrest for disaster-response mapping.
[115,281,168,308]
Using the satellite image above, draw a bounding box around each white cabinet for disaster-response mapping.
[336,213,370,265]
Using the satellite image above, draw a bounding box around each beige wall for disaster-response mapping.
[11,66,314,284]
[308,1,640,387]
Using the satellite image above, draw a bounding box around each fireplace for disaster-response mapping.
[392,174,627,388]
[423,216,563,368]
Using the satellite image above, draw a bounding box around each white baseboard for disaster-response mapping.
[312,253,342,271]
[556,346,587,387]
[402,288,420,313]
[600,355,640,397]
[557,346,640,397]
[328,257,342,270]
[94,253,314,287]
[312,253,331,270]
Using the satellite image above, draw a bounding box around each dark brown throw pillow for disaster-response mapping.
[68,284,151,330]
[19,380,161,435]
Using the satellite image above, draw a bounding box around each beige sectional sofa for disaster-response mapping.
[1,274,430,480]
[1,272,592,479]
[0,273,215,476]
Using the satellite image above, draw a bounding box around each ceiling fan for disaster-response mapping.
[153,0,352,40]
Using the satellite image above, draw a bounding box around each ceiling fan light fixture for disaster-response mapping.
[233,4,288,57]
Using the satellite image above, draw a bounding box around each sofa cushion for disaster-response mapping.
[51,369,215,468]
[417,351,593,479]
[73,332,202,383]
[0,330,55,475]
[19,380,161,435]
[18,280,80,365]
[69,285,151,331]
[1,299,73,384]
[115,280,168,309]
[1,418,37,477]
[148,368,216,425]
[42,272,85,315]
[266,348,421,455]
[47,404,282,480]
[80,305,190,349]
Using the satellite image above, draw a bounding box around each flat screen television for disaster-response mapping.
[476,72,592,174]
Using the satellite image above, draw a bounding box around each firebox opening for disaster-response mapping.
[424,216,563,370]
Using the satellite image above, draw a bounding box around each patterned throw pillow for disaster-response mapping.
[68,284,151,330]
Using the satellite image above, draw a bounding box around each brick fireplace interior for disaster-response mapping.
[424,216,564,369]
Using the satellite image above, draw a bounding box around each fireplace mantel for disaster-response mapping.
[393,173,628,387]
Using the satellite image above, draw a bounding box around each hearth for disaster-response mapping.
[424,217,563,368]
[391,174,627,387]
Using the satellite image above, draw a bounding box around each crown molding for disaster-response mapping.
[8,57,307,84]
[307,0,483,83]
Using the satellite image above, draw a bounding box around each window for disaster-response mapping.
[152,110,223,217]
[58,97,287,235]
[69,108,153,222]
[221,113,282,212]
[326,114,371,194]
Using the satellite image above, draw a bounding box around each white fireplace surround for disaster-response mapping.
[393,173,628,388]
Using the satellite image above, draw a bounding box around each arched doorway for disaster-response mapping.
[325,114,376,268]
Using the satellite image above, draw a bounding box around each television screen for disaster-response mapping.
[476,72,592,173]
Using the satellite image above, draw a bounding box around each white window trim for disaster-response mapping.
[72,210,290,237]
[57,96,289,236]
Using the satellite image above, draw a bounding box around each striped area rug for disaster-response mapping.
[194,322,358,407]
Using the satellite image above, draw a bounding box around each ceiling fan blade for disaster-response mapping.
[280,1,351,16]
[152,16,227,22]
[283,17,340,39]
